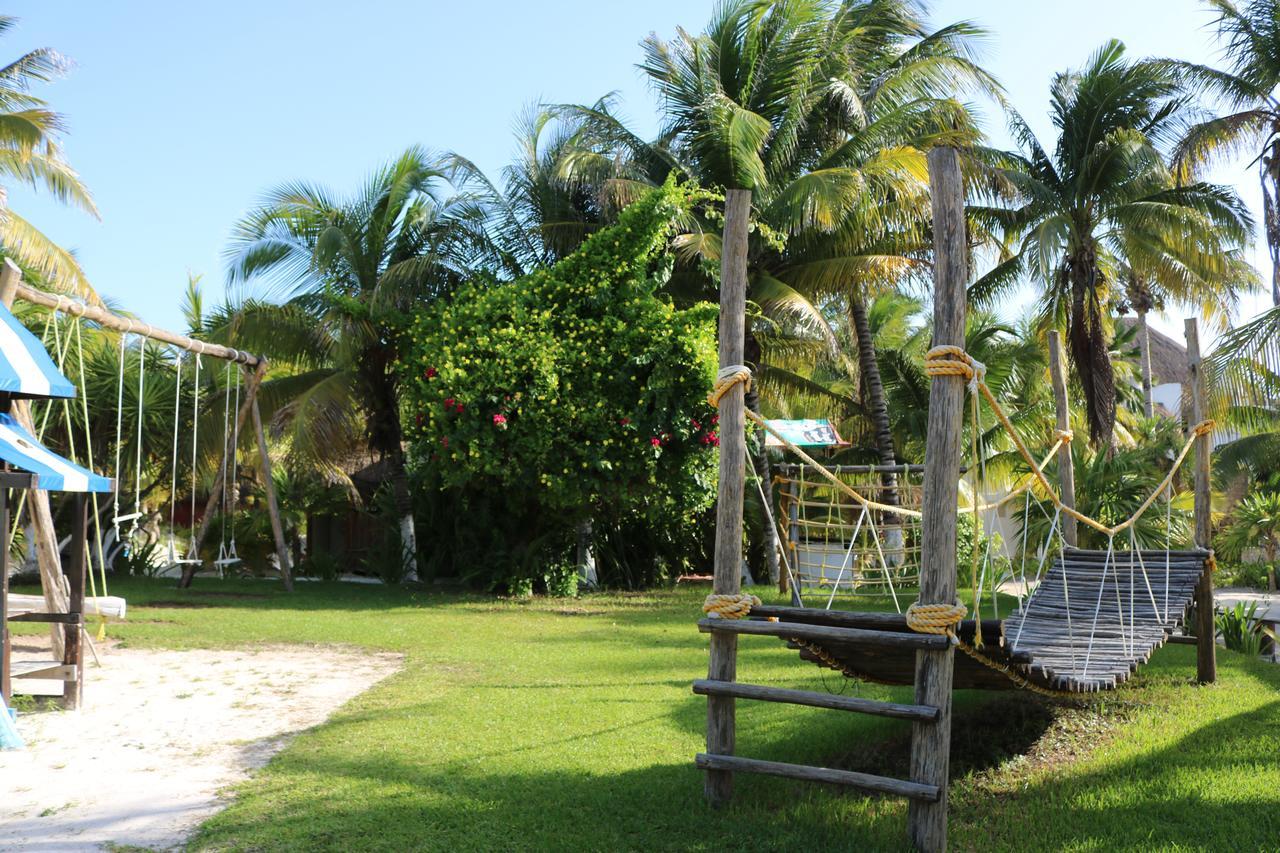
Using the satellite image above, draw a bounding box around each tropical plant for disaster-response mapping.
[400,179,719,590]
[1219,490,1280,565]
[974,40,1256,449]
[1217,600,1265,655]
[1176,0,1280,306]
[222,146,485,582]
[0,16,97,294]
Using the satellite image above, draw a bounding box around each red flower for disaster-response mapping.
[424,367,438,379]
[619,417,631,426]
[456,404,465,414]
[440,436,450,448]
[710,415,719,426]
[492,413,508,430]
[415,413,424,426]
[691,419,701,430]
[650,437,662,447]
[444,397,456,409]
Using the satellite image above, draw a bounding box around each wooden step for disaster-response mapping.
[695,753,940,801]
[692,679,939,722]
[697,618,950,650]
[10,660,76,680]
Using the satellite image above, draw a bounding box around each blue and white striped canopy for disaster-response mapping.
[0,301,75,399]
[0,412,111,492]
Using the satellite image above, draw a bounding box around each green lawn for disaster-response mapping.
[15,578,1280,851]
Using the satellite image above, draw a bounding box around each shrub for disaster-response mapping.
[401,178,719,590]
[1217,601,1264,656]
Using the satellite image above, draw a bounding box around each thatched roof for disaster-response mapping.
[1117,317,1187,386]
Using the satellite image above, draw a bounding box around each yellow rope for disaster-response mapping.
[905,600,967,636]
[707,365,752,407]
[924,345,1210,538]
[703,593,761,619]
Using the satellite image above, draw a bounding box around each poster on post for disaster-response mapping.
[762,419,845,448]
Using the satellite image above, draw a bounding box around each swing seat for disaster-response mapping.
[112,512,143,524]
[212,557,242,567]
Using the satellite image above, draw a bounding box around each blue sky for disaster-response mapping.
[6,0,1272,337]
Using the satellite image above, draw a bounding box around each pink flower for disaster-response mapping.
[493,413,508,430]
[650,437,662,447]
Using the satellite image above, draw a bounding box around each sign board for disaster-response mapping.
[762,418,845,448]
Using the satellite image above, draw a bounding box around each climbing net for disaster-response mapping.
[773,463,923,611]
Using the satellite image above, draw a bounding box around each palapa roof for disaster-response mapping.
[1117,317,1188,386]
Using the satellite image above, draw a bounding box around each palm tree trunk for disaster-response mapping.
[849,296,904,564]
[388,449,420,583]
[1263,146,1280,307]
[1067,252,1117,450]
[1138,308,1154,419]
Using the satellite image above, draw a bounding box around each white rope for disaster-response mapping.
[747,451,801,606]
[131,336,146,537]
[187,354,201,560]
[112,324,129,536]
[1081,534,1116,682]
[827,504,868,610]
[167,351,183,557]
[862,502,902,614]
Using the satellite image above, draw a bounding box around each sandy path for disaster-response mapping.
[0,642,402,851]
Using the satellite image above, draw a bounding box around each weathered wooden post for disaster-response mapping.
[704,187,751,806]
[907,146,967,852]
[1185,318,1216,684]
[61,493,86,709]
[1047,330,1078,547]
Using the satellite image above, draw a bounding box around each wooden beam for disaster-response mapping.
[1185,318,1216,685]
[179,362,265,588]
[695,753,940,802]
[697,617,950,650]
[252,393,294,592]
[1048,330,1077,547]
[693,679,939,722]
[0,261,67,659]
[704,187,752,806]
[908,146,967,853]
[4,263,260,367]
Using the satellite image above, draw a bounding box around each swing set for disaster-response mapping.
[1,261,295,707]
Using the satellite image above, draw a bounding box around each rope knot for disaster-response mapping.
[703,593,761,619]
[1192,419,1215,438]
[1054,428,1074,444]
[1205,552,1218,574]
[924,345,985,392]
[707,365,753,408]
[906,600,967,644]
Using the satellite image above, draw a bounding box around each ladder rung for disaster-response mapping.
[695,753,940,801]
[697,617,949,650]
[692,679,938,722]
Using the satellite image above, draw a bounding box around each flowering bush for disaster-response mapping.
[400,178,720,589]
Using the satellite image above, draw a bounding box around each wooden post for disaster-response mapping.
[62,494,86,709]
[783,476,799,598]
[1185,318,1216,684]
[251,390,294,592]
[704,187,751,806]
[179,362,265,588]
[1,484,9,706]
[1047,330,1078,547]
[0,260,68,657]
[908,147,966,853]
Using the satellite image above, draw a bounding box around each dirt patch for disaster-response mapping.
[0,640,402,851]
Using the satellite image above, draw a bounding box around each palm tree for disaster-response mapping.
[1176,0,1280,306]
[0,16,97,294]
[223,146,482,582]
[973,40,1255,449]
[569,0,995,581]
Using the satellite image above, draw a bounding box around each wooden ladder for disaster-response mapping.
[693,618,944,802]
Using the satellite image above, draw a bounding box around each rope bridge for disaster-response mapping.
[707,352,1214,696]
